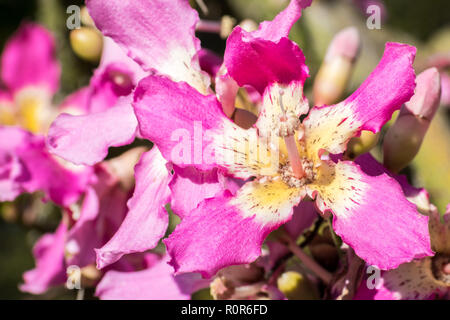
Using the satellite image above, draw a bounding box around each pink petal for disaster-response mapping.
[20,222,67,294]
[1,22,60,94]
[133,75,224,171]
[198,48,223,78]
[318,159,433,270]
[165,193,270,278]
[95,148,171,269]
[344,42,416,133]
[225,30,309,94]
[354,260,447,300]
[99,37,146,82]
[96,255,208,300]
[47,95,138,166]
[65,187,100,267]
[86,0,209,91]
[251,0,312,42]
[134,75,275,179]
[88,63,136,113]
[67,165,131,268]
[0,127,92,206]
[166,178,303,278]
[440,72,450,107]
[223,0,311,94]
[302,43,416,158]
[169,167,225,219]
[86,37,147,114]
[58,87,91,115]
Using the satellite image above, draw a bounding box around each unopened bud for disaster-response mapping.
[70,27,103,63]
[313,27,360,106]
[220,16,237,39]
[440,73,450,107]
[277,271,318,300]
[239,19,258,32]
[383,68,441,172]
[345,130,380,159]
[81,264,102,288]
[80,6,96,28]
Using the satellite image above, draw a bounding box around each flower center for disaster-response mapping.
[431,253,450,286]
[280,158,315,188]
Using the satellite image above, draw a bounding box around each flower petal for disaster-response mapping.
[58,87,91,115]
[169,167,224,219]
[225,30,309,95]
[86,0,209,93]
[165,179,304,278]
[0,127,92,206]
[96,255,208,300]
[47,95,138,166]
[95,148,171,269]
[133,75,279,179]
[308,159,432,270]
[355,260,448,300]
[303,43,416,159]
[256,81,309,137]
[1,23,60,94]
[20,222,67,294]
[251,0,312,42]
[224,0,311,94]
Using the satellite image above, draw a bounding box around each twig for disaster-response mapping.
[283,235,333,285]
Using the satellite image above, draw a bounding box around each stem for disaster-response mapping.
[327,217,343,259]
[284,135,305,179]
[195,0,209,15]
[196,20,221,33]
[283,235,332,285]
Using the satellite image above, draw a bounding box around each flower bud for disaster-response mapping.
[70,27,103,63]
[383,68,441,172]
[277,271,318,300]
[239,19,258,32]
[220,15,237,39]
[313,27,360,106]
[80,6,96,28]
[345,130,380,159]
[80,264,102,288]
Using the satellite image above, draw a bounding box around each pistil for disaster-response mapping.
[279,90,305,179]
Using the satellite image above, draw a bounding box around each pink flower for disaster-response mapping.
[0,23,92,206]
[95,254,210,300]
[354,160,450,300]
[20,149,150,295]
[130,0,432,277]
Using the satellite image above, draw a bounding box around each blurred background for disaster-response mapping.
[0,0,449,299]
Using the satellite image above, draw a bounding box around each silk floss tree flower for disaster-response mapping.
[130,0,432,277]
[47,0,432,280]
[0,22,92,207]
